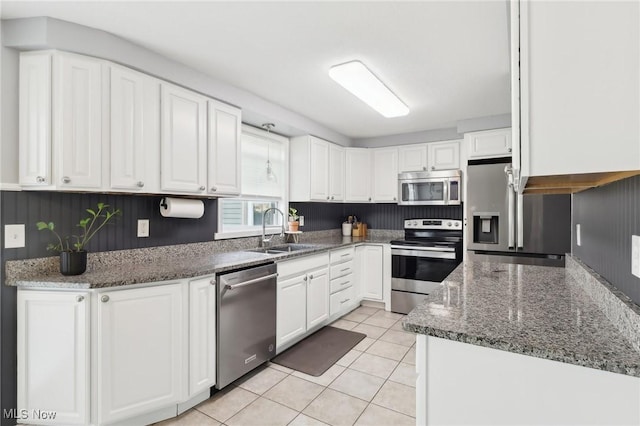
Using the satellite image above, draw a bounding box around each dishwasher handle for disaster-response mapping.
[223,272,278,290]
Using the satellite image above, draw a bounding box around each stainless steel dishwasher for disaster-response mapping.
[216,262,277,389]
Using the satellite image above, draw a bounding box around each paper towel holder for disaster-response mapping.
[160,198,168,210]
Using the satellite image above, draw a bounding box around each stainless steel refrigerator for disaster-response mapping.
[466,159,571,266]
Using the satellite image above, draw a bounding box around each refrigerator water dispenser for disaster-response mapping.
[473,214,499,244]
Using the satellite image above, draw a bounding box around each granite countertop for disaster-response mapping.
[403,260,640,377]
[6,235,392,289]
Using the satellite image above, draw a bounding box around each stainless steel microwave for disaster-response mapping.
[397,170,462,205]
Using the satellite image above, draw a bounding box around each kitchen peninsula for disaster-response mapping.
[403,256,640,425]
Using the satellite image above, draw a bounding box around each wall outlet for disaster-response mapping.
[137,219,150,238]
[5,224,25,249]
[632,235,640,278]
[576,224,581,247]
[299,216,304,227]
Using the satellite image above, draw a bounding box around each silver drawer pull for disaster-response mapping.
[340,281,350,286]
[36,176,45,183]
[340,298,350,304]
[62,176,71,184]
[340,268,350,272]
[340,253,350,257]
[101,295,109,303]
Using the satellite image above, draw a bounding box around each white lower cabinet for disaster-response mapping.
[356,245,384,301]
[276,253,330,352]
[17,291,90,425]
[330,285,355,317]
[187,276,217,397]
[96,283,184,424]
[18,278,215,426]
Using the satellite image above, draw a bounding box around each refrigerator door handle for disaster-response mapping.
[517,193,524,249]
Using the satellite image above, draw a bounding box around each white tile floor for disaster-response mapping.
[156,305,416,426]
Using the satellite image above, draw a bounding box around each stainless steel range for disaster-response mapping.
[390,219,463,314]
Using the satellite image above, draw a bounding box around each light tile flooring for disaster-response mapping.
[156,305,416,426]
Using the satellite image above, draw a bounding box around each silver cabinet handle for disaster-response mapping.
[368,197,372,201]
[210,279,216,285]
[393,196,397,201]
[303,276,308,281]
[211,186,217,192]
[36,176,45,183]
[423,166,427,171]
[137,181,144,188]
[101,295,109,303]
[340,268,350,272]
[341,298,350,304]
[331,196,335,200]
[62,176,71,184]
[308,274,314,280]
[199,185,206,191]
[340,281,349,286]
[326,196,330,200]
[508,147,512,153]
[431,166,436,171]
[76,295,84,302]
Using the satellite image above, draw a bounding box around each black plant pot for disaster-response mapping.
[60,251,87,276]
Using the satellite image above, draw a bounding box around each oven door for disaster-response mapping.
[391,246,460,313]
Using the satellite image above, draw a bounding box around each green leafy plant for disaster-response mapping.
[288,207,299,222]
[36,202,122,252]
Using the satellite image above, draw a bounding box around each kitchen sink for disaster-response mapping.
[247,243,323,255]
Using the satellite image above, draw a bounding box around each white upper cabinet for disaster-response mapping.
[427,140,461,171]
[54,53,105,190]
[466,128,512,159]
[290,135,343,202]
[328,144,345,201]
[207,100,241,196]
[516,1,640,179]
[19,52,52,187]
[398,144,428,173]
[372,147,399,202]
[345,148,372,202]
[110,65,160,192]
[160,83,208,194]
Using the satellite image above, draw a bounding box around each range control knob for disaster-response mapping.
[447,222,452,227]
[412,221,418,227]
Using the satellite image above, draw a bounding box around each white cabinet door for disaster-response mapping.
[398,144,428,173]
[466,128,512,159]
[427,141,460,171]
[19,52,52,187]
[110,65,160,192]
[309,137,330,201]
[329,144,345,201]
[17,291,90,425]
[208,100,241,195]
[276,275,307,349]
[345,148,372,202]
[357,245,383,300]
[161,83,207,194]
[97,283,184,424]
[372,147,399,202]
[54,53,104,189]
[519,1,640,178]
[306,268,329,329]
[188,276,216,397]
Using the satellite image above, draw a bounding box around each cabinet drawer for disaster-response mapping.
[330,286,355,316]
[330,247,354,264]
[330,274,353,294]
[330,260,353,280]
[278,253,329,279]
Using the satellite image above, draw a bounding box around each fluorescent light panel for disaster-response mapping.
[329,60,409,118]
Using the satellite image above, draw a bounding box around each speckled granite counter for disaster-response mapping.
[5,232,395,289]
[403,259,640,377]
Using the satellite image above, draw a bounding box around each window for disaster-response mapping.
[215,125,289,239]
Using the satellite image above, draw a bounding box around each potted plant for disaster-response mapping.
[37,202,121,276]
[288,207,300,232]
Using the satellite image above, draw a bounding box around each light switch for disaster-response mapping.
[632,235,640,278]
[576,224,581,247]
[299,216,304,227]
[5,224,25,249]
[137,219,150,238]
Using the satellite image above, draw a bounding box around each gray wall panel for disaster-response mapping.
[572,175,640,305]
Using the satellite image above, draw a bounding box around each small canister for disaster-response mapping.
[342,222,352,236]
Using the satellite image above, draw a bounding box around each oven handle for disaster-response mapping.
[390,245,455,252]
[391,248,456,260]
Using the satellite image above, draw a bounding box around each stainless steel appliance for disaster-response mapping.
[390,219,463,314]
[466,158,571,266]
[216,263,278,389]
[398,169,462,206]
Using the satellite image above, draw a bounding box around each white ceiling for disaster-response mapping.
[1,1,511,140]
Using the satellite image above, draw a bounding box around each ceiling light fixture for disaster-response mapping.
[329,60,409,118]
[261,123,277,183]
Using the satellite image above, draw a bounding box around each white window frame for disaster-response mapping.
[214,125,289,240]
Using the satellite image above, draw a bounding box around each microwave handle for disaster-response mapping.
[443,179,449,205]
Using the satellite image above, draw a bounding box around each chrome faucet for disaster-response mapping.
[261,207,286,247]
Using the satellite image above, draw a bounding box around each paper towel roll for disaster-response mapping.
[160,197,205,219]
